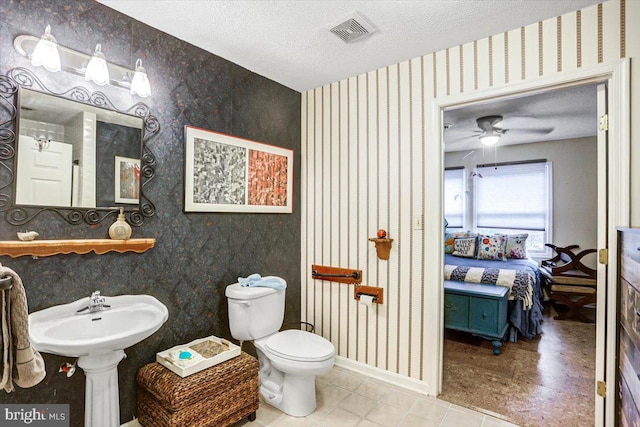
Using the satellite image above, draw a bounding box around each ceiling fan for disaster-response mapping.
[444,114,555,150]
[475,115,506,146]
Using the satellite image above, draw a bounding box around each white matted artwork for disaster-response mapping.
[114,156,140,204]
[184,125,293,213]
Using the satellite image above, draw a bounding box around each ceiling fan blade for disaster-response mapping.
[507,127,554,135]
[444,133,476,144]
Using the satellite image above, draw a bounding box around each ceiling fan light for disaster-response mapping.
[480,134,500,146]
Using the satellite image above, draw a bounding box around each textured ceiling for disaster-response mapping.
[96,0,602,93]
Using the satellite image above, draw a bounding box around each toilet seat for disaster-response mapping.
[265,330,334,362]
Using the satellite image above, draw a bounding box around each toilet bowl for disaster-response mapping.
[226,280,335,417]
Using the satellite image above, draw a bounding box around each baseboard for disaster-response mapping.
[121,419,140,427]
[334,356,434,396]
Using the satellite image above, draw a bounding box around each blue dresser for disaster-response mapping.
[444,280,509,355]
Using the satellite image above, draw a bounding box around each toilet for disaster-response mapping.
[226,277,335,417]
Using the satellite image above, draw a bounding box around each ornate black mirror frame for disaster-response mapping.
[0,67,159,226]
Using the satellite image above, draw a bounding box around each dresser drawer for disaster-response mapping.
[444,293,469,329]
[620,229,640,287]
[620,279,640,343]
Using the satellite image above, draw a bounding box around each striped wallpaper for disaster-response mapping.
[301,0,634,387]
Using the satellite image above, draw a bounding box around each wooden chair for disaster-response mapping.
[540,244,597,323]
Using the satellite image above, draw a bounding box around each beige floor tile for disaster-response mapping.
[440,407,484,427]
[378,387,419,412]
[317,366,343,384]
[354,379,391,401]
[270,415,316,427]
[365,403,407,426]
[409,397,450,423]
[398,413,440,427]
[317,384,351,406]
[332,370,367,391]
[483,416,522,427]
[338,392,378,418]
[315,407,363,427]
[255,401,287,425]
[308,385,351,421]
[231,366,496,427]
[354,420,385,427]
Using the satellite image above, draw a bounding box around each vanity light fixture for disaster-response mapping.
[14,28,152,97]
[30,25,61,72]
[130,59,151,97]
[84,44,110,86]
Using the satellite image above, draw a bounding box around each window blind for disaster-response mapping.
[475,162,549,231]
[444,168,465,228]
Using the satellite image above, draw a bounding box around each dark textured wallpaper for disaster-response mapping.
[0,1,301,424]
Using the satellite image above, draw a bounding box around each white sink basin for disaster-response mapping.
[29,294,168,357]
[28,294,168,427]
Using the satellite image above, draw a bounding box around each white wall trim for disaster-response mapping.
[121,419,140,427]
[428,58,631,426]
[335,355,431,396]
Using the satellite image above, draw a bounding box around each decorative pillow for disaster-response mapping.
[444,231,471,254]
[476,234,507,261]
[452,237,476,258]
[505,234,529,259]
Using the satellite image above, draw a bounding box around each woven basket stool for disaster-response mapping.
[136,352,259,427]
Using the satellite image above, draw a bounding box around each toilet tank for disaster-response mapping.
[225,277,286,341]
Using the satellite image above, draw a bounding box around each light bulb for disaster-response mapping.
[130,58,151,97]
[85,44,110,86]
[31,25,61,72]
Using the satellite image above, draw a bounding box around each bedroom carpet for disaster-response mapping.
[439,304,596,427]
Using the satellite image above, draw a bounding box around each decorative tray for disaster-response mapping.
[156,335,240,377]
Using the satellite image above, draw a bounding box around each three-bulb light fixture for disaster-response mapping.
[15,25,151,97]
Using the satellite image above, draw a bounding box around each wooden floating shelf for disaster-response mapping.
[0,238,156,258]
[368,238,393,260]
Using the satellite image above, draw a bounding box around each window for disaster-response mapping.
[474,161,552,256]
[444,168,465,229]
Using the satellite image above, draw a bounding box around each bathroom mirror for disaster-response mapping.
[0,68,159,226]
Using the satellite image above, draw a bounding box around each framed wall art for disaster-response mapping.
[114,156,140,204]
[184,126,293,213]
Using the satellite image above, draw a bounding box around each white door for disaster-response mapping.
[15,136,73,207]
[594,83,607,426]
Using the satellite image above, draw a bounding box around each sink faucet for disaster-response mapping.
[76,291,111,314]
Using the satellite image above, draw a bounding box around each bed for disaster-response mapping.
[444,254,544,342]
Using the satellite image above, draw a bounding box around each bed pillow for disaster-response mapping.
[476,234,507,261]
[444,231,471,254]
[505,234,529,259]
[452,237,477,258]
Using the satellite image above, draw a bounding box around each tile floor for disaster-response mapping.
[235,366,520,427]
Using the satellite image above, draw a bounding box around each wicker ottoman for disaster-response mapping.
[136,352,259,427]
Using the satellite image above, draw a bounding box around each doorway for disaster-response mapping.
[439,83,599,426]
[423,59,630,427]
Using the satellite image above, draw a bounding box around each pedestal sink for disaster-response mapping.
[29,294,168,427]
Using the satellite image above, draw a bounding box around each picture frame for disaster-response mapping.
[184,125,293,213]
[114,155,140,204]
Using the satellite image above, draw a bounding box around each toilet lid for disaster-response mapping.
[265,330,335,362]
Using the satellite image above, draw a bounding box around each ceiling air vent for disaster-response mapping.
[328,12,375,44]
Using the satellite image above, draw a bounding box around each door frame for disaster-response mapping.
[426,58,630,427]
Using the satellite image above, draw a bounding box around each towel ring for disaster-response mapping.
[0,276,13,291]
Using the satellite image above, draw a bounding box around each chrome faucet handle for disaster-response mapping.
[90,291,105,304]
